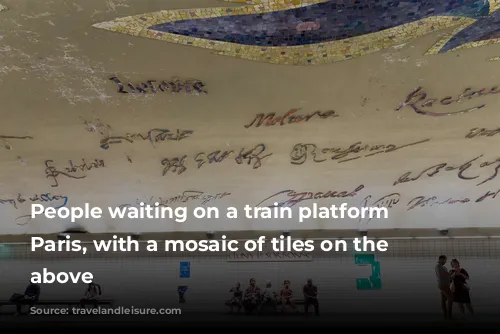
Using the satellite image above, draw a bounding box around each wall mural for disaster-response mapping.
[92,0,500,65]
[1,0,500,234]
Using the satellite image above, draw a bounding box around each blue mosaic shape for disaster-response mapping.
[149,0,490,47]
[180,261,191,278]
[355,254,382,290]
[441,5,500,52]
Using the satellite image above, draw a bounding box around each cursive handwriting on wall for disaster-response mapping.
[465,127,500,139]
[395,86,495,116]
[407,196,470,211]
[358,193,401,224]
[161,155,188,176]
[255,185,365,208]
[475,189,500,202]
[244,109,338,128]
[393,155,500,187]
[290,139,429,165]
[405,190,500,209]
[100,129,193,150]
[109,76,207,95]
[45,159,105,187]
[162,144,273,176]
[120,191,231,208]
[0,193,69,226]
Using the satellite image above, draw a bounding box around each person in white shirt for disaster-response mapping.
[80,282,102,309]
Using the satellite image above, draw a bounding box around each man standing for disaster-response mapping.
[303,278,319,316]
[435,255,453,319]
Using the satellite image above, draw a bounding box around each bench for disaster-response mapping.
[224,298,306,307]
[276,299,305,305]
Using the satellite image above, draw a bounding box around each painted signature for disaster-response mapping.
[394,155,500,187]
[255,185,364,207]
[290,139,429,165]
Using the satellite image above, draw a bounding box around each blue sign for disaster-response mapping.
[179,261,190,278]
[354,254,381,290]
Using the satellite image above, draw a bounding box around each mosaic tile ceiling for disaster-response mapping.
[93,0,500,65]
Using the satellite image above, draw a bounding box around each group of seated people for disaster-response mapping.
[9,281,102,315]
[226,278,319,315]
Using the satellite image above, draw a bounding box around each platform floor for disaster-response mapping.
[1,312,499,328]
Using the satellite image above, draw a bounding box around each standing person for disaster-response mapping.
[13,281,40,315]
[450,259,474,317]
[435,255,453,320]
[80,282,101,308]
[303,278,319,316]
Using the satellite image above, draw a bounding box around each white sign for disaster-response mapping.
[226,250,313,262]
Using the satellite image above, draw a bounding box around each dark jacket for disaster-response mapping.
[25,283,40,301]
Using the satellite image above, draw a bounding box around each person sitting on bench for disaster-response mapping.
[303,278,319,316]
[243,278,261,311]
[280,280,296,312]
[13,281,40,315]
[80,282,102,308]
[259,281,278,313]
[227,282,243,312]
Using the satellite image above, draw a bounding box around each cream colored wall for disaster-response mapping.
[0,0,499,235]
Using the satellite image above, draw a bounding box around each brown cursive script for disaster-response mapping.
[290,139,429,165]
[45,159,104,187]
[100,129,193,150]
[244,109,337,128]
[475,189,500,202]
[466,127,500,139]
[359,193,401,224]
[407,196,470,211]
[109,76,207,95]
[120,191,231,209]
[195,144,273,170]
[256,185,365,208]
[393,155,500,187]
[395,86,495,116]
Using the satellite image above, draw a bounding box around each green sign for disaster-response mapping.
[0,244,11,259]
[354,254,381,290]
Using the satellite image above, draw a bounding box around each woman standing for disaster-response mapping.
[450,259,474,317]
